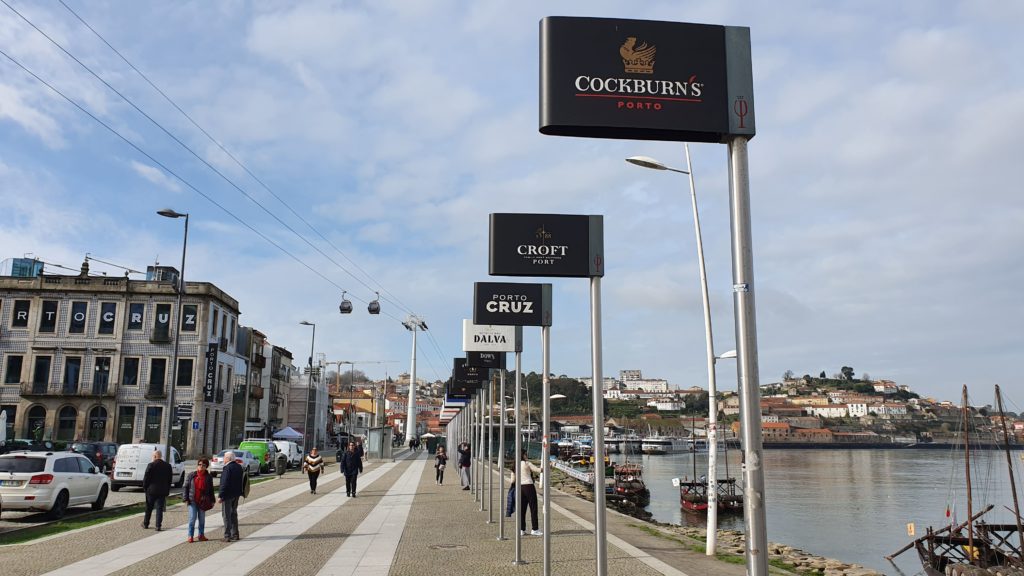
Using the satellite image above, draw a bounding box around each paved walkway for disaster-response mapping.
[0,451,756,576]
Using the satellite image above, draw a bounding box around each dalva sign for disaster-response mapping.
[462,319,523,352]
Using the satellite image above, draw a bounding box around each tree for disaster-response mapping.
[840,366,855,381]
[783,370,795,381]
[819,371,827,379]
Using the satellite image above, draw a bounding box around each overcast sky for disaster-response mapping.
[2,1,1022,405]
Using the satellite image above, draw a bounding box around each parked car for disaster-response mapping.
[0,451,110,519]
[69,441,118,473]
[239,439,280,474]
[110,444,185,492]
[0,439,55,455]
[209,450,260,477]
[273,440,302,468]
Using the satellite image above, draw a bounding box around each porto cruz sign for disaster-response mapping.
[540,16,755,143]
[489,213,603,278]
[462,319,523,353]
[473,282,552,327]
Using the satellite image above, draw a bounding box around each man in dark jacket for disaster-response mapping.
[142,449,173,530]
[457,442,471,490]
[339,442,363,497]
[218,450,244,541]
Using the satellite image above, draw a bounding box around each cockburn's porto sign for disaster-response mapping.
[462,319,522,353]
[489,213,603,278]
[539,16,755,143]
[474,282,552,327]
[467,351,506,370]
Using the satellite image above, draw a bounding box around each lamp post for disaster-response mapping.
[402,315,427,441]
[157,208,188,462]
[342,361,356,438]
[626,146,728,555]
[299,321,315,454]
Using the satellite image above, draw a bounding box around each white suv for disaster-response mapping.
[0,451,110,519]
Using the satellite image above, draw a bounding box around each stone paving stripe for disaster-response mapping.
[316,453,427,576]
[549,500,692,576]
[170,459,405,576]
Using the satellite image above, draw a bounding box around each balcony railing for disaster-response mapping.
[150,331,172,344]
[218,337,228,352]
[20,382,54,397]
[250,385,264,400]
[215,388,224,403]
[251,354,266,369]
[145,386,167,400]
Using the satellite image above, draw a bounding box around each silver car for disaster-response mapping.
[0,451,110,519]
[209,450,260,477]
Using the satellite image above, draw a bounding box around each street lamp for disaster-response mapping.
[402,315,427,441]
[299,321,316,454]
[627,145,726,555]
[157,208,188,462]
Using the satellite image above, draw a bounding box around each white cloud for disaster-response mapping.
[130,160,181,192]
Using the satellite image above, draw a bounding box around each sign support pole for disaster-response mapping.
[513,351,524,564]
[541,326,552,576]
[471,395,478,498]
[729,137,768,576]
[498,367,507,540]
[590,277,608,576]
[488,373,495,524]
[479,386,486,511]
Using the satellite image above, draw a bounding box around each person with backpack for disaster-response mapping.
[434,446,449,485]
[182,457,215,543]
[302,447,325,494]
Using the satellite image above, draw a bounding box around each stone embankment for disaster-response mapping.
[550,471,885,576]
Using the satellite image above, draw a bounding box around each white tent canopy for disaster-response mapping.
[272,426,303,440]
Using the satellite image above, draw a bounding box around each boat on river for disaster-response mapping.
[889,385,1024,575]
[641,436,688,454]
[673,475,743,513]
[611,462,649,506]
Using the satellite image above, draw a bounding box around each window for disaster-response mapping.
[32,356,51,391]
[93,357,111,393]
[210,307,219,338]
[149,358,167,395]
[229,317,236,345]
[69,301,88,334]
[153,304,172,341]
[98,302,117,334]
[12,300,30,328]
[181,304,198,332]
[128,303,145,330]
[39,300,58,333]
[87,406,107,441]
[63,357,82,393]
[123,357,140,386]
[56,406,77,441]
[3,355,23,384]
[143,406,162,443]
[27,405,46,440]
[77,456,95,473]
[176,358,193,387]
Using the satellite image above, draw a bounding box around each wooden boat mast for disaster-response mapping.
[995,384,1024,555]
[963,385,975,556]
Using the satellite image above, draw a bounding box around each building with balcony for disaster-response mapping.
[0,260,243,457]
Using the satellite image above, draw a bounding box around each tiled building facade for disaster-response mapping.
[0,264,244,457]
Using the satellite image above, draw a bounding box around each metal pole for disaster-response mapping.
[303,324,315,454]
[488,373,495,523]
[683,143,722,555]
[513,351,523,564]
[349,362,356,439]
[498,367,506,540]
[542,326,552,576]
[405,327,418,442]
[164,214,188,461]
[728,137,768,576]
[589,278,608,576]
[479,385,487,511]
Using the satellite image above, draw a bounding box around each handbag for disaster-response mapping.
[438,463,446,471]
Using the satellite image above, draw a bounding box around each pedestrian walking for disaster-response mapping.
[339,441,363,497]
[141,449,172,531]
[408,437,415,452]
[218,450,244,542]
[182,457,215,543]
[513,450,543,536]
[457,442,471,490]
[302,447,324,494]
[434,446,448,484]
[354,439,364,461]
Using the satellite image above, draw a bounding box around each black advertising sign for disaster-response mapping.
[203,342,217,402]
[474,282,552,327]
[489,213,603,278]
[449,358,486,398]
[467,351,506,370]
[539,16,755,143]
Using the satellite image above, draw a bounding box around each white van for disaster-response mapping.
[273,440,302,468]
[111,444,185,492]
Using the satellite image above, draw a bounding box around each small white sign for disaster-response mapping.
[462,319,522,352]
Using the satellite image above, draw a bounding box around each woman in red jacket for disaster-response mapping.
[182,457,215,543]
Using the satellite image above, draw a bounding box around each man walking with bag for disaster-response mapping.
[218,450,244,542]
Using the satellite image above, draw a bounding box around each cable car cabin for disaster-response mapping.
[339,291,353,314]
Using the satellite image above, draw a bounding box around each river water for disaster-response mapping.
[614,448,1024,575]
